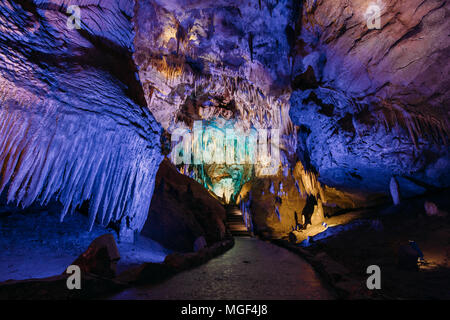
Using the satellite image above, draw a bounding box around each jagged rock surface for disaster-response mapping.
[1,0,448,242]
[132,0,298,198]
[133,0,294,130]
[289,0,450,196]
[0,0,163,232]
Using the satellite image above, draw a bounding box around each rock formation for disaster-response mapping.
[132,0,298,200]
[0,0,448,242]
[289,0,449,198]
[70,234,120,278]
[0,0,163,236]
[390,177,401,205]
[141,158,227,252]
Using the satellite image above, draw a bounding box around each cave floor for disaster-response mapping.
[307,209,450,299]
[108,237,335,300]
[0,207,170,282]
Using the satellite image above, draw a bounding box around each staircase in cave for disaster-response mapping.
[226,206,251,237]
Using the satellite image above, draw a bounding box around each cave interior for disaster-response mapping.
[0,0,449,300]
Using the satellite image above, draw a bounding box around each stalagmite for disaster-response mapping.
[311,199,325,226]
[390,176,401,205]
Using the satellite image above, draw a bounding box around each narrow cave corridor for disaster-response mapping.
[0,0,449,304]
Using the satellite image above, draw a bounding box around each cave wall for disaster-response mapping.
[141,158,226,252]
[1,0,448,241]
[0,0,163,233]
[133,0,294,129]
[289,0,450,197]
[143,0,450,236]
[237,160,361,238]
[132,0,300,200]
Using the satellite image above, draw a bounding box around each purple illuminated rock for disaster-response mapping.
[289,0,450,198]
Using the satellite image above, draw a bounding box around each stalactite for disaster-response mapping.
[376,102,449,147]
[0,78,163,233]
[275,206,281,221]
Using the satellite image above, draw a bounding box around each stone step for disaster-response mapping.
[227,221,247,226]
[228,227,248,232]
[227,221,246,225]
[225,206,251,237]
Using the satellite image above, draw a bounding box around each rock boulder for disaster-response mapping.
[141,159,227,252]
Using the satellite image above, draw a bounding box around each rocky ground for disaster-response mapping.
[285,190,450,299]
[0,205,170,282]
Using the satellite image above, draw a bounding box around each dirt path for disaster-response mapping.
[108,237,335,300]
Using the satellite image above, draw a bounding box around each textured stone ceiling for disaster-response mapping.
[132,0,449,200]
[133,0,295,132]
[131,0,301,201]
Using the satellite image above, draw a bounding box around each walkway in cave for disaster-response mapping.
[109,237,335,300]
[226,205,251,237]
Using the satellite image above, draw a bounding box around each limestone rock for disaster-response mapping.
[118,224,136,244]
[289,0,450,199]
[288,224,327,244]
[0,0,163,232]
[70,234,120,279]
[132,0,297,199]
[141,158,226,252]
[193,236,208,252]
[311,199,325,226]
[390,177,401,206]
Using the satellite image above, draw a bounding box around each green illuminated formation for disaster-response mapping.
[171,118,280,202]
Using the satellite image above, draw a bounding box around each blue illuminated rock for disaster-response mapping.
[0,0,163,235]
[289,0,450,198]
[1,0,448,244]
